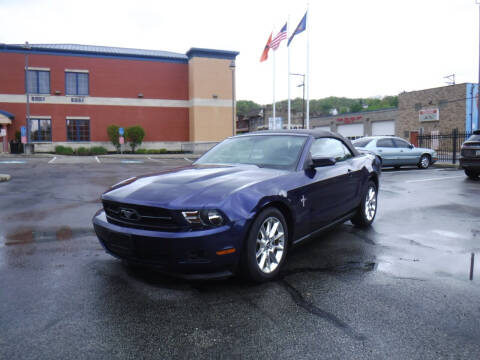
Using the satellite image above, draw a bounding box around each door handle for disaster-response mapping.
[378,150,383,153]
[347,169,353,177]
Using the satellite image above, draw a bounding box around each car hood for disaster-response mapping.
[103,164,288,208]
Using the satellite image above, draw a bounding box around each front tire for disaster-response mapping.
[351,180,377,228]
[418,154,431,169]
[241,207,288,282]
[465,169,480,180]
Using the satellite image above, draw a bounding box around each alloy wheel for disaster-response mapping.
[420,155,430,168]
[364,186,377,221]
[255,217,285,274]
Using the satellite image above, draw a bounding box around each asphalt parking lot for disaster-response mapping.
[1,158,479,359]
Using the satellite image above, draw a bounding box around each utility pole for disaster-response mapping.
[477,1,480,131]
[24,41,31,150]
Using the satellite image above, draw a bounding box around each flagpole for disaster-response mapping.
[273,40,276,126]
[306,5,310,129]
[287,16,291,130]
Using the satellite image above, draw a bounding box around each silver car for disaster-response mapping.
[353,136,437,169]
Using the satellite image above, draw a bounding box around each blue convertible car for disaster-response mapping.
[93,130,381,282]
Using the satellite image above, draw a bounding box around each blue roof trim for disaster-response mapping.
[1,45,188,64]
[186,48,239,60]
[0,110,15,119]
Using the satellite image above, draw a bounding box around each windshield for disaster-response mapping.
[467,134,480,142]
[352,138,373,147]
[195,135,307,170]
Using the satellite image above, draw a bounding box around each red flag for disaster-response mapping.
[260,33,272,62]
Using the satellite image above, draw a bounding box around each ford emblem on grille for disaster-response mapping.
[119,208,141,221]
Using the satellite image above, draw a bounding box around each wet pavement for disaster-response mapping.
[0,161,479,359]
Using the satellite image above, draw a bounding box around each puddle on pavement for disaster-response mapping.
[3,227,95,245]
[120,160,144,164]
[0,160,27,164]
[377,251,479,282]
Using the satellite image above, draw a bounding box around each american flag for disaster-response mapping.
[270,23,287,50]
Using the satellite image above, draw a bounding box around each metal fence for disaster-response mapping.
[417,130,471,164]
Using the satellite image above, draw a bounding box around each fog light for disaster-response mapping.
[206,210,224,226]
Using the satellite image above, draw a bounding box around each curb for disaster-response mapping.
[432,163,459,169]
[0,174,11,182]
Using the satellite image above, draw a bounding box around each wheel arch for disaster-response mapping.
[255,200,295,246]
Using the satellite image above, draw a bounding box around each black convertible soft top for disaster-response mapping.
[242,129,360,157]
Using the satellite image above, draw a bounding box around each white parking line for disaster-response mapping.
[48,157,56,164]
[183,157,193,163]
[406,175,464,183]
[95,156,101,163]
[147,156,164,163]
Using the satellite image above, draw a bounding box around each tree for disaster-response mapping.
[125,125,145,153]
[107,125,121,152]
[237,100,262,116]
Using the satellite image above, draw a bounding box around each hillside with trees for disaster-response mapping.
[237,96,398,117]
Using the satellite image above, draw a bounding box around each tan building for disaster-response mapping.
[397,83,478,143]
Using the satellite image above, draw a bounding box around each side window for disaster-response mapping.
[310,138,353,162]
[393,138,410,148]
[376,138,395,148]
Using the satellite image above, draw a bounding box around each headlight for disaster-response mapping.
[181,209,225,227]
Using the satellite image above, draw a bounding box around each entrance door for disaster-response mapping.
[410,131,419,147]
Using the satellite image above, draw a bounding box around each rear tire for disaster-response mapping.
[240,207,289,282]
[418,154,431,169]
[465,169,480,180]
[351,180,377,228]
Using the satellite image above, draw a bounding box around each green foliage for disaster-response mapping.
[55,145,74,155]
[15,131,21,142]
[76,147,90,156]
[237,100,262,116]
[136,148,147,154]
[135,148,168,154]
[125,125,145,153]
[90,146,108,155]
[107,125,121,152]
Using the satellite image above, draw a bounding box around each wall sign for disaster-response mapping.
[336,115,362,124]
[419,108,439,122]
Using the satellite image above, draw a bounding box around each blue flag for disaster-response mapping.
[287,11,307,46]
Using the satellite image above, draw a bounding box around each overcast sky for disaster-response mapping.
[1,0,479,104]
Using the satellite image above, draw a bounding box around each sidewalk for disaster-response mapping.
[0,153,201,160]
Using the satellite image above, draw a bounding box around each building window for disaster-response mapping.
[65,72,89,96]
[66,119,90,141]
[26,70,50,94]
[28,118,52,142]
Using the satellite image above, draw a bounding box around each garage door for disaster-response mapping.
[372,120,395,136]
[337,123,364,138]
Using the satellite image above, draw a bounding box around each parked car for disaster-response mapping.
[459,130,480,180]
[92,130,381,282]
[353,136,437,169]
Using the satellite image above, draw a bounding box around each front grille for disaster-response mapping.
[103,200,184,231]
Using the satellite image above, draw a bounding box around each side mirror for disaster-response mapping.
[409,144,414,149]
[311,156,336,168]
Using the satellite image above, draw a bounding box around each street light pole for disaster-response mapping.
[290,73,305,128]
[229,60,236,136]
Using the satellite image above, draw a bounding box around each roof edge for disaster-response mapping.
[186,48,239,60]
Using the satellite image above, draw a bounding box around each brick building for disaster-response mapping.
[0,44,238,153]
[397,83,479,143]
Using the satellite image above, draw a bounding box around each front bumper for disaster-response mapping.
[92,210,247,278]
